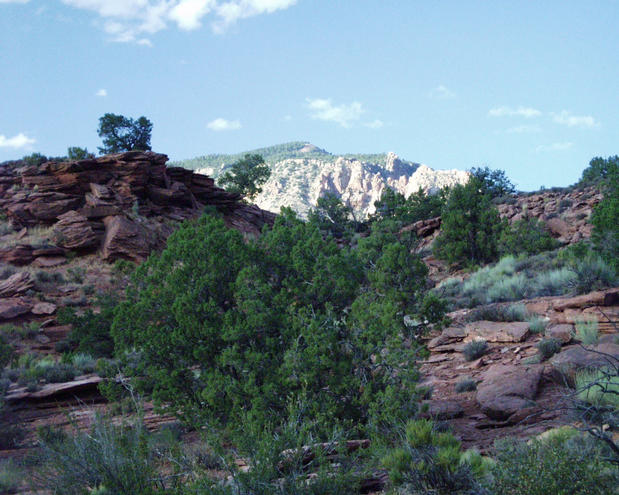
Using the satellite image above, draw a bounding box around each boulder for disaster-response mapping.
[52,210,103,250]
[33,256,67,267]
[550,343,619,385]
[476,364,543,420]
[466,321,529,343]
[101,215,163,262]
[0,272,33,297]
[545,324,573,344]
[428,327,467,349]
[0,297,33,320]
[0,244,35,265]
[421,400,464,420]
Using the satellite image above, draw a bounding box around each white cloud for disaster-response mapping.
[60,0,296,43]
[505,124,541,134]
[535,142,573,152]
[95,88,107,97]
[306,98,364,128]
[207,118,241,131]
[552,110,598,128]
[364,119,384,129]
[0,133,35,149]
[488,106,542,118]
[429,85,455,99]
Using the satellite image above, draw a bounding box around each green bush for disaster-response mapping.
[575,367,619,408]
[112,211,433,434]
[381,419,487,494]
[499,217,560,257]
[527,316,547,334]
[0,336,13,369]
[0,459,21,494]
[569,255,617,294]
[487,432,618,495]
[462,340,487,361]
[575,319,599,345]
[536,338,562,360]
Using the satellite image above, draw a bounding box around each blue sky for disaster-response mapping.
[1,0,617,190]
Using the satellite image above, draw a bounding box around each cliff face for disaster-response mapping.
[197,150,469,218]
[0,151,275,263]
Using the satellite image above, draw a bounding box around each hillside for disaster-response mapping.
[172,142,469,217]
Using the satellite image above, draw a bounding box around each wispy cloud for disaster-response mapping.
[428,85,455,99]
[207,118,241,131]
[95,88,107,97]
[0,0,30,4]
[535,142,573,152]
[306,98,364,128]
[59,0,297,44]
[505,124,541,134]
[489,106,542,118]
[552,110,598,128]
[0,132,35,149]
[364,119,384,129]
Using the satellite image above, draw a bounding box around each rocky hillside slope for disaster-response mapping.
[174,142,469,218]
[0,151,275,265]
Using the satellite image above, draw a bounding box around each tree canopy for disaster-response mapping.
[97,113,153,154]
[218,153,271,200]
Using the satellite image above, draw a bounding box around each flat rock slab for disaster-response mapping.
[422,400,464,420]
[0,272,33,297]
[32,302,57,315]
[33,256,67,267]
[550,343,619,385]
[466,321,529,343]
[0,297,33,320]
[428,326,467,349]
[476,364,543,420]
[5,375,102,402]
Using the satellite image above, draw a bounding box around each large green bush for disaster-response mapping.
[590,158,618,270]
[112,210,434,435]
[499,217,559,257]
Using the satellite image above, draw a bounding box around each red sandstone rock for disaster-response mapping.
[0,272,33,297]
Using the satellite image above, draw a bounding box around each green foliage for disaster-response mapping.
[590,160,619,270]
[97,113,153,154]
[526,316,547,334]
[57,293,118,357]
[470,166,515,198]
[112,210,434,435]
[308,192,357,238]
[0,336,14,369]
[536,338,561,360]
[372,187,447,227]
[0,459,21,494]
[499,217,560,257]
[217,153,271,200]
[67,146,94,161]
[434,174,507,266]
[462,340,487,361]
[21,152,49,166]
[575,318,599,345]
[579,155,619,186]
[487,432,618,495]
[32,415,182,494]
[381,420,486,494]
[575,367,619,408]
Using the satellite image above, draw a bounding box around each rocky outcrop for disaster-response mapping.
[0,272,33,297]
[0,151,276,262]
[195,150,469,218]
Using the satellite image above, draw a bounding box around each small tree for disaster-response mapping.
[469,166,515,198]
[590,158,618,270]
[66,146,94,161]
[308,192,357,238]
[218,153,271,200]
[97,113,153,154]
[433,175,507,266]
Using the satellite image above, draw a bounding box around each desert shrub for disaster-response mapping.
[499,217,560,257]
[34,270,65,284]
[0,336,14,369]
[568,255,617,294]
[536,338,562,360]
[32,415,181,494]
[0,459,21,494]
[486,273,528,302]
[455,378,477,393]
[575,367,619,408]
[575,319,599,345]
[66,267,85,283]
[466,303,529,323]
[112,211,433,435]
[462,340,487,361]
[533,268,578,297]
[57,293,118,357]
[487,432,618,495]
[41,364,76,383]
[527,316,547,334]
[71,353,96,374]
[381,419,487,494]
[0,423,26,450]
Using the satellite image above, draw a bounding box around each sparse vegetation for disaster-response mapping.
[575,319,599,345]
[462,340,488,361]
[527,316,547,334]
[536,337,562,360]
[455,378,477,393]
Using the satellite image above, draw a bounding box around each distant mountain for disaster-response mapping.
[171,142,469,217]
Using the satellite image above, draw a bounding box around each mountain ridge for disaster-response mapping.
[172,142,469,217]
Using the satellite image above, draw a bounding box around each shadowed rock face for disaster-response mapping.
[0,151,275,262]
